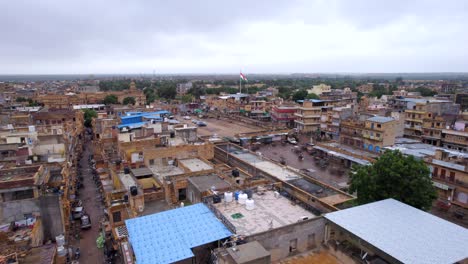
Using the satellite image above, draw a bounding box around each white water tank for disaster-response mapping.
[274,191,280,198]
[56,234,65,247]
[238,193,248,204]
[57,246,67,256]
[246,199,255,210]
[224,192,233,203]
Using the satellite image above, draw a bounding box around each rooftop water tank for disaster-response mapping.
[224,192,233,203]
[238,193,248,204]
[246,199,255,210]
[57,246,67,257]
[56,234,65,247]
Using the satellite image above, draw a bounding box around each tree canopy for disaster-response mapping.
[103,94,118,105]
[82,109,97,128]
[123,96,136,105]
[292,89,308,101]
[414,87,437,97]
[350,150,437,211]
[305,93,319,100]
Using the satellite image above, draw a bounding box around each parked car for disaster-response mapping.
[72,207,84,220]
[80,214,91,229]
[197,121,207,127]
[183,116,191,120]
[192,119,198,124]
[287,137,298,145]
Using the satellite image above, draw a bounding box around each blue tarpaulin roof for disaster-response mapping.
[117,122,147,129]
[126,203,232,264]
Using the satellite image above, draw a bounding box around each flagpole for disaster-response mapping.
[239,70,242,93]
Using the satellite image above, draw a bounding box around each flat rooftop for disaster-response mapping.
[213,190,316,236]
[0,165,41,189]
[188,174,231,192]
[231,151,301,181]
[118,173,138,190]
[387,141,468,159]
[325,199,468,264]
[179,158,213,172]
[149,165,185,182]
[130,167,153,178]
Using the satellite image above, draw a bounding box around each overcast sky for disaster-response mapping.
[1,0,467,74]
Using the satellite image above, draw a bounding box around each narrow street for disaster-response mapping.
[70,134,105,263]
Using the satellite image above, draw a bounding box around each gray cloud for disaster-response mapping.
[1,0,467,74]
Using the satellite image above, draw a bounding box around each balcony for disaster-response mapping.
[362,134,383,141]
[405,109,426,114]
[405,118,423,123]
[294,112,321,118]
[294,120,320,126]
[405,124,422,130]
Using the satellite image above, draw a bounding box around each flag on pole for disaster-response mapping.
[240,72,248,82]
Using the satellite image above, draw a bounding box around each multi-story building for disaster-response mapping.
[35,81,146,108]
[426,149,468,210]
[176,82,193,95]
[455,93,468,111]
[294,100,324,132]
[422,114,446,146]
[357,83,374,94]
[340,116,397,153]
[403,99,459,139]
[307,83,331,95]
[362,116,397,153]
[441,128,468,152]
[270,105,297,128]
[321,107,353,138]
[339,119,365,149]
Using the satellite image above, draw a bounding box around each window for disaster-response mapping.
[377,124,381,128]
[440,169,446,179]
[433,167,438,177]
[289,239,298,253]
[308,234,317,249]
[376,133,381,138]
[449,172,455,182]
[112,211,122,223]
[149,159,155,165]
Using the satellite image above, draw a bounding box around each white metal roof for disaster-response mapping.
[325,199,468,264]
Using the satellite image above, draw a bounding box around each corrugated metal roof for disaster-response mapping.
[367,116,394,123]
[125,203,232,264]
[432,159,465,171]
[325,199,468,264]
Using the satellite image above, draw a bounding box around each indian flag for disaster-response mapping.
[240,72,248,82]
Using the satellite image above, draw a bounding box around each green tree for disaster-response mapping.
[27,98,40,106]
[103,94,118,105]
[143,87,157,104]
[16,97,28,102]
[350,150,437,210]
[181,94,193,103]
[82,109,97,128]
[157,83,177,99]
[123,96,136,105]
[187,85,205,98]
[292,89,308,101]
[414,87,437,97]
[306,93,319,100]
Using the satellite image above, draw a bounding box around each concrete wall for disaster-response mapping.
[39,195,64,240]
[33,143,65,155]
[143,143,214,167]
[245,217,326,262]
[0,198,40,222]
